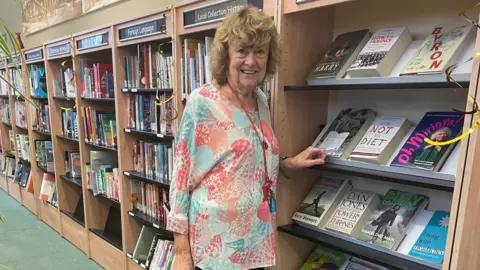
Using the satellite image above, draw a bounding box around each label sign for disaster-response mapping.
[118,18,166,41]
[25,48,43,62]
[48,42,71,57]
[184,0,263,28]
[77,32,109,50]
[7,54,20,66]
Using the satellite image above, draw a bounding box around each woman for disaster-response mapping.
[167,6,326,270]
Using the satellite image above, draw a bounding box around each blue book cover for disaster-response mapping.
[409,210,450,264]
[390,112,464,171]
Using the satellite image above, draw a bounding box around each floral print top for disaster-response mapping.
[167,83,279,270]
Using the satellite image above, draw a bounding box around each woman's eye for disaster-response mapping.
[237,49,246,55]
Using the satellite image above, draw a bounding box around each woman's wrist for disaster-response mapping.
[281,156,295,170]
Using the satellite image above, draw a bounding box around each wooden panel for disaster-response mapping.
[40,202,61,233]
[284,0,356,14]
[127,258,144,270]
[0,175,8,192]
[8,178,22,203]
[21,190,38,215]
[74,27,113,55]
[89,231,125,270]
[61,212,88,254]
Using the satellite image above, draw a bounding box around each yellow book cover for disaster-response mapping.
[401,22,475,75]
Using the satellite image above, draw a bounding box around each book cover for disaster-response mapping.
[400,22,475,75]
[293,176,351,228]
[300,245,350,270]
[390,112,464,171]
[357,189,429,250]
[409,210,450,264]
[308,29,371,80]
[312,108,376,158]
[347,27,411,77]
[349,116,409,164]
[325,189,380,236]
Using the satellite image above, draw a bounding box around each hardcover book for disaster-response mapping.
[300,245,351,270]
[409,210,450,264]
[312,108,376,158]
[357,189,429,250]
[400,22,475,75]
[347,27,412,77]
[293,176,351,229]
[307,29,371,80]
[349,116,410,165]
[390,112,464,171]
[325,189,380,237]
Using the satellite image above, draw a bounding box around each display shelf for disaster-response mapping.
[60,209,85,227]
[122,88,174,94]
[30,95,48,101]
[2,121,12,127]
[313,158,455,191]
[90,228,123,251]
[81,97,115,102]
[56,135,79,143]
[128,209,172,237]
[52,95,75,101]
[60,175,82,188]
[32,128,52,137]
[37,164,55,176]
[88,189,120,205]
[84,141,118,152]
[278,224,440,270]
[123,171,170,187]
[15,125,28,132]
[126,253,147,269]
[124,128,174,140]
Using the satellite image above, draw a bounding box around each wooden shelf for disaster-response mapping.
[121,88,173,94]
[52,95,75,101]
[30,95,48,101]
[126,253,147,269]
[60,175,82,188]
[81,97,115,102]
[16,125,28,132]
[32,128,52,137]
[88,189,120,205]
[37,164,55,176]
[124,128,174,141]
[123,171,170,187]
[56,135,79,143]
[85,141,118,152]
[2,121,12,127]
[278,224,441,270]
[90,228,123,250]
[60,209,85,227]
[128,209,172,237]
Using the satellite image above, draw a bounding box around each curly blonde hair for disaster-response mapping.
[210,6,280,85]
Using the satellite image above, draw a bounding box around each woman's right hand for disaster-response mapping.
[172,252,193,270]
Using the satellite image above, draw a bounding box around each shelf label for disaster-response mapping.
[128,211,134,216]
[125,129,131,133]
[131,88,137,92]
[77,32,109,51]
[122,88,128,92]
[124,172,130,176]
[156,133,164,138]
[183,0,263,28]
[153,223,160,229]
[25,48,43,62]
[118,18,166,42]
[48,42,71,57]
[140,263,146,269]
[127,253,133,259]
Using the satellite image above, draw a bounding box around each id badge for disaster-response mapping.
[268,189,276,213]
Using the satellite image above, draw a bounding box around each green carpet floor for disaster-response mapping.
[0,189,102,270]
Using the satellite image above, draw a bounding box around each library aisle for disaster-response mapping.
[0,190,101,270]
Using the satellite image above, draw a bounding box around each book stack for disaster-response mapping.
[31,100,50,133]
[82,108,116,148]
[123,43,174,90]
[87,150,119,201]
[132,140,172,184]
[79,60,114,98]
[61,108,78,140]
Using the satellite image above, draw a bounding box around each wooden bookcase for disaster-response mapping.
[0,56,11,195]
[1,0,480,269]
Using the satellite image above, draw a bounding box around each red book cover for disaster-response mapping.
[144,43,150,88]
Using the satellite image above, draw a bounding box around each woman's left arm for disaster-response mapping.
[281,146,326,170]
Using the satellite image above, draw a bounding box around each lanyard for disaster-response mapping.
[228,83,272,201]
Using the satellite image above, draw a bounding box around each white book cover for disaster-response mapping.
[293,176,351,228]
[64,68,76,98]
[349,116,408,160]
[348,27,408,71]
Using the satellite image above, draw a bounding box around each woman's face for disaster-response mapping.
[435,131,448,141]
[228,41,269,91]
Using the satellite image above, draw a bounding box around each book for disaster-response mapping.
[300,245,351,270]
[347,27,412,77]
[324,189,380,237]
[340,257,390,270]
[293,176,351,229]
[312,108,376,159]
[390,112,464,171]
[409,210,450,264]
[307,29,371,80]
[357,189,429,250]
[348,116,410,165]
[400,22,475,75]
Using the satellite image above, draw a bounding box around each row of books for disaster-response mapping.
[123,43,174,90]
[86,150,119,202]
[82,107,117,148]
[1,100,10,124]
[9,68,25,95]
[127,93,174,136]
[7,130,14,154]
[28,64,47,97]
[31,101,50,133]
[132,141,172,184]
[0,70,8,95]
[313,109,463,172]
[35,140,54,172]
[64,150,81,179]
[130,225,175,269]
[308,21,475,80]
[78,60,114,98]
[131,179,169,226]
[12,160,31,188]
[181,37,213,99]
[16,134,30,162]
[293,175,448,264]
[61,109,79,140]
[39,172,57,206]
[53,67,75,99]
[15,101,27,128]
